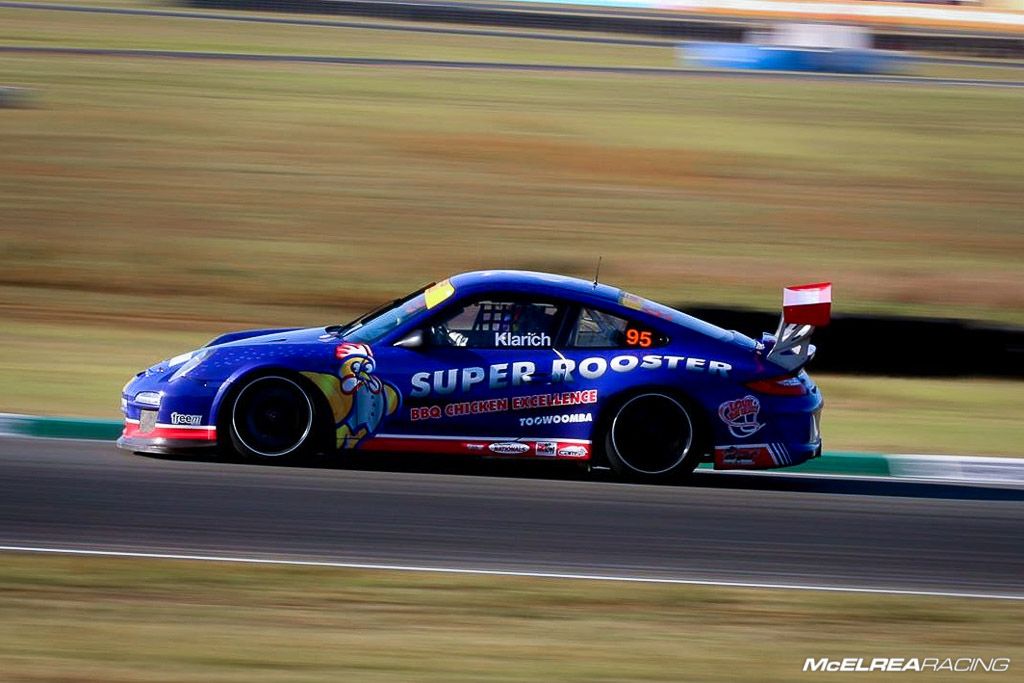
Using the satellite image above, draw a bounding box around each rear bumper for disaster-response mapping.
[713,440,820,470]
[713,402,822,470]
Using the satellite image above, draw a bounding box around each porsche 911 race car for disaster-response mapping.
[118,271,829,481]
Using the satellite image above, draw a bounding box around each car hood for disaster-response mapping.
[138,327,333,379]
[210,326,329,348]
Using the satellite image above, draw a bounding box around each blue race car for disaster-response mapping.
[118,271,829,481]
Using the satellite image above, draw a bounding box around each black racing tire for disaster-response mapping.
[601,391,703,483]
[226,374,319,463]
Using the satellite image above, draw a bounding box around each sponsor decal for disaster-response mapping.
[488,442,530,455]
[718,395,764,439]
[519,413,592,427]
[713,443,790,468]
[411,362,534,397]
[410,405,443,421]
[618,291,645,311]
[302,343,401,449]
[556,445,589,458]
[411,392,596,423]
[123,418,217,442]
[534,441,557,457]
[719,446,758,466]
[169,412,203,426]
[410,397,509,421]
[444,397,508,417]
[359,434,590,458]
[424,278,455,309]
[511,390,598,411]
[494,331,550,347]
[410,355,731,398]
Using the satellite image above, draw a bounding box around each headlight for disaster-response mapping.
[135,391,162,407]
[169,348,212,381]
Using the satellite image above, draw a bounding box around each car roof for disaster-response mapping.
[449,270,622,305]
[446,270,737,343]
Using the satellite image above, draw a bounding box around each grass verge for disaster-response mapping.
[0,553,1021,682]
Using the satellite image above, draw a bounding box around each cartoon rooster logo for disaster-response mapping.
[302,343,400,449]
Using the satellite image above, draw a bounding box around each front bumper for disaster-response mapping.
[116,414,218,454]
[119,364,221,454]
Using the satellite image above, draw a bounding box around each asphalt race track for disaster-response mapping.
[1,437,1023,598]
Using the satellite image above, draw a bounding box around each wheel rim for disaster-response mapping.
[231,376,313,458]
[610,393,693,475]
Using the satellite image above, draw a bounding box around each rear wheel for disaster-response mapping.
[228,375,316,462]
[603,392,701,482]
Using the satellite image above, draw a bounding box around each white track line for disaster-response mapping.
[1,545,1021,601]
[706,469,1024,487]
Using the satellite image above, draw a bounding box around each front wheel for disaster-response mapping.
[602,392,701,482]
[228,375,316,462]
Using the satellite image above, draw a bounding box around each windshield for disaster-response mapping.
[340,288,431,344]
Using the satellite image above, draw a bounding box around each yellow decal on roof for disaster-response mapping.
[424,279,455,309]
[618,291,644,312]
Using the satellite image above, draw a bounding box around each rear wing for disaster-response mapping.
[764,282,832,372]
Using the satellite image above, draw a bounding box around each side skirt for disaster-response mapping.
[360,433,591,460]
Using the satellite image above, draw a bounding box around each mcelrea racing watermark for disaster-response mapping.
[803,658,1011,673]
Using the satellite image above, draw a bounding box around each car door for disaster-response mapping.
[546,304,672,408]
[368,293,580,456]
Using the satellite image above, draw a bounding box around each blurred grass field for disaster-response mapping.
[0,2,673,65]
[1,2,1022,455]
[2,3,1022,322]
[0,553,1021,682]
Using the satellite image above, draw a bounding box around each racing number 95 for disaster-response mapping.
[625,328,653,348]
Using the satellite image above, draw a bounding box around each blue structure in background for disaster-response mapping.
[683,41,899,75]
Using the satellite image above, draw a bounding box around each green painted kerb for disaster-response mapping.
[0,414,891,475]
[697,452,890,477]
[0,415,122,441]
[786,452,891,476]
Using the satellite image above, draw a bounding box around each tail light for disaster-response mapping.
[745,374,808,396]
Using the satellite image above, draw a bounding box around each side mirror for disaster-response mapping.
[393,329,425,349]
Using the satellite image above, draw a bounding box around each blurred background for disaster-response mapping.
[2,0,1022,455]
[1,1,1023,680]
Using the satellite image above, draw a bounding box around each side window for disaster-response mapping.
[431,299,564,348]
[570,307,666,349]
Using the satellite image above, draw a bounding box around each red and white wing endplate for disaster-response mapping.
[783,282,832,327]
